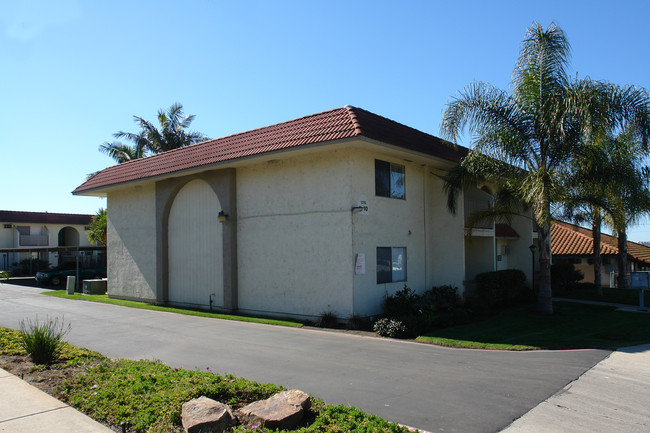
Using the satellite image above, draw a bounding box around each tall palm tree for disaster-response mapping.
[440,22,643,314]
[601,126,650,289]
[99,103,209,163]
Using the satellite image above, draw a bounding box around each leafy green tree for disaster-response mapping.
[440,22,647,314]
[87,208,107,246]
[99,103,209,163]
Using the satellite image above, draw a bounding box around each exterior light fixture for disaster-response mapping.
[218,211,228,222]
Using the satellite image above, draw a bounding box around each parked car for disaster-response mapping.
[35,264,106,286]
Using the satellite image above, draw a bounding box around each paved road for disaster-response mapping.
[0,283,609,433]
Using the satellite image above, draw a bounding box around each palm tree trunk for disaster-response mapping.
[537,224,553,314]
[592,214,603,296]
[617,229,629,289]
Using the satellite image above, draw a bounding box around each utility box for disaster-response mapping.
[83,279,107,295]
[66,276,76,295]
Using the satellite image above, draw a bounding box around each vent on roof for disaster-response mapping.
[4,224,12,229]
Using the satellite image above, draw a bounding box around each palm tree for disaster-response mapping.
[440,22,645,314]
[99,141,147,163]
[99,103,209,163]
[601,126,650,289]
[87,208,107,246]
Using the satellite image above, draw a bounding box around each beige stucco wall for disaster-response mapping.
[425,173,466,296]
[503,213,535,284]
[107,184,157,301]
[349,150,425,316]
[236,148,354,319]
[464,236,495,282]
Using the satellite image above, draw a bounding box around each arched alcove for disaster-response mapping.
[167,179,224,308]
[58,226,79,246]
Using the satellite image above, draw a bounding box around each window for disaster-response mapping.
[377,247,407,284]
[375,159,405,199]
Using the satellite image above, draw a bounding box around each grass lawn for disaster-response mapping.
[43,290,303,328]
[557,286,648,307]
[417,301,650,350]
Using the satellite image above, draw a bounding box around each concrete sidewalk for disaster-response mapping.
[0,367,112,433]
[501,343,650,432]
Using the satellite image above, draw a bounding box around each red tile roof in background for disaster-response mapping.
[552,220,650,265]
[74,106,467,194]
[0,210,92,225]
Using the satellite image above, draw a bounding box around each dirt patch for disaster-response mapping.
[0,354,99,397]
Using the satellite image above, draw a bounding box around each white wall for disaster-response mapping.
[425,173,466,296]
[236,148,354,319]
[168,179,224,308]
[349,149,426,316]
[107,184,157,301]
[505,213,535,284]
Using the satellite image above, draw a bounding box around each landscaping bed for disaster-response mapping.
[0,327,409,433]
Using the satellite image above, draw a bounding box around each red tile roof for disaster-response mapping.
[0,210,92,225]
[552,220,650,265]
[74,106,467,194]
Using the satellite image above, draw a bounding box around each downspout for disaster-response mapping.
[423,165,428,288]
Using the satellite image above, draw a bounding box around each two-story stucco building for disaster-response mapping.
[0,210,95,272]
[73,106,534,320]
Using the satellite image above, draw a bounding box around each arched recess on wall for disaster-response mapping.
[58,227,79,246]
[167,179,224,308]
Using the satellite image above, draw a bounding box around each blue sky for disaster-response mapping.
[2,0,650,239]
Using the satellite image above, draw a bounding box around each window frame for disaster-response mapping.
[376,246,407,284]
[375,159,405,200]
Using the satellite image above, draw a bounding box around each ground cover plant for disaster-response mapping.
[43,290,303,328]
[417,301,650,350]
[0,327,410,433]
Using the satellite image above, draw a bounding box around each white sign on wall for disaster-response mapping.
[357,194,369,215]
[355,253,366,275]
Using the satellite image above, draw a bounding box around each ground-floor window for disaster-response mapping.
[377,247,407,284]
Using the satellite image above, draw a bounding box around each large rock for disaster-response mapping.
[181,396,235,433]
[236,389,311,429]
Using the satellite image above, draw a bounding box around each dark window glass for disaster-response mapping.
[376,247,392,284]
[375,160,390,197]
[375,159,405,199]
[377,247,407,284]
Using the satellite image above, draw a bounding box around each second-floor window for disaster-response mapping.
[375,159,405,199]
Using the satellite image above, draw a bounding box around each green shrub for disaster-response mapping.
[420,285,460,311]
[373,318,409,338]
[551,262,584,293]
[476,269,528,308]
[0,270,10,281]
[382,285,418,317]
[18,316,70,365]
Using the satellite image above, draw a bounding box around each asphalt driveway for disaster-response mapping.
[0,283,609,433]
